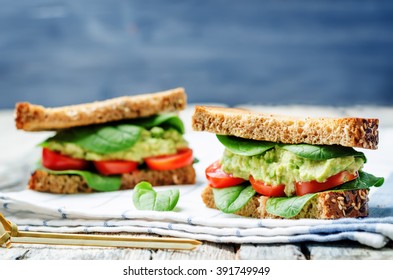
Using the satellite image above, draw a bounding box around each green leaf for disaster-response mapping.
[266,193,317,218]
[280,144,367,162]
[212,185,256,213]
[335,171,384,191]
[46,124,143,154]
[131,114,185,134]
[132,181,180,211]
[216,135,276,156]
[43,169,121,192]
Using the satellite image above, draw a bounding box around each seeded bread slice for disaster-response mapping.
[29,165,196,194]
[201,186,369,219]
[192,106,379,149]
[16,88,187,131]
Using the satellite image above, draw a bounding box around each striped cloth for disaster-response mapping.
[1,173,392,248]
[1,118,393,249]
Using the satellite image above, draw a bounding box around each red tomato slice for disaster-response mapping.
[144,148,194,171]
[249,176,286,197]
[93,160,138,175]
[42,148,89,171]
[295,171,358,196]
[205,160,246,188]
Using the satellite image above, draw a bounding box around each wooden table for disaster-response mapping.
[1,106,393,260]
[1,235,393,260]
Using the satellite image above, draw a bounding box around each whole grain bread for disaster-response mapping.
[16,88,187,131]
[29,165,196,194]
[192,106,379,149]
[201,185,369,219]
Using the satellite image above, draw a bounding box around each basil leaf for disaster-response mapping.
[132,181,180,211]
[46,124,142,154]
[280,144,367,162]
[335,171,384,191]
[212,185,256,213]
[266,193,316,219]
[43,169,121,192]
[216,135,276,156]
[131,114,185,134]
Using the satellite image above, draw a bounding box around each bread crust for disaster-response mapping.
[201,186,369,219]
[29,165,196,194]
[192,106,379,149]
[16,88,187,131]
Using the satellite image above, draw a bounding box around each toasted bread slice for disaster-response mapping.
[201,186,369,219]
[192,106,379,149]
[16,88,187,131]
[29,165,196,194]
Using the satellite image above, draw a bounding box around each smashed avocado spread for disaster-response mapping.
[221,147,364,196]
[45,127,188,163]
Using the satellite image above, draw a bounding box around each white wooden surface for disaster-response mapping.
[2,237,393,260]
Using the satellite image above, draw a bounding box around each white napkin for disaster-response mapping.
[1,172,393,249]
[1,110,393,249]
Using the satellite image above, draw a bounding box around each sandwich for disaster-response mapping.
[15,88,196,194]
[192,106,384,219]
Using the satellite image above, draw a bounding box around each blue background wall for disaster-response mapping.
[0,0,392,109]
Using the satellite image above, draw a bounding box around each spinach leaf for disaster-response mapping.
[132,181,180,211]
[335,171,384,191]
[216,135,276,156]
[266,193,316,219]
[212,185,256,213]
[280,144,367,162]
[43,169,121,192]
[45,124,142,155]
[131,114,185,134]
[265,171,384,218]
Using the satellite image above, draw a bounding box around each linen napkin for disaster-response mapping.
[1,112,393,249]
[1,172,392,249]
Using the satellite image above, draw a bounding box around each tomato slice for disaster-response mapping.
[42,148,89,171]
[205,160,246,188]
[295,171,358,196]
[249,176,286,197]
[93,160,138,175]
[144,148,194,171]
[249,171,359,197]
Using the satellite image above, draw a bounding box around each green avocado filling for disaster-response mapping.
[44,128,188,163]
[38,114,190,192]
[212,135,384,218]
[221,148,364,197]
